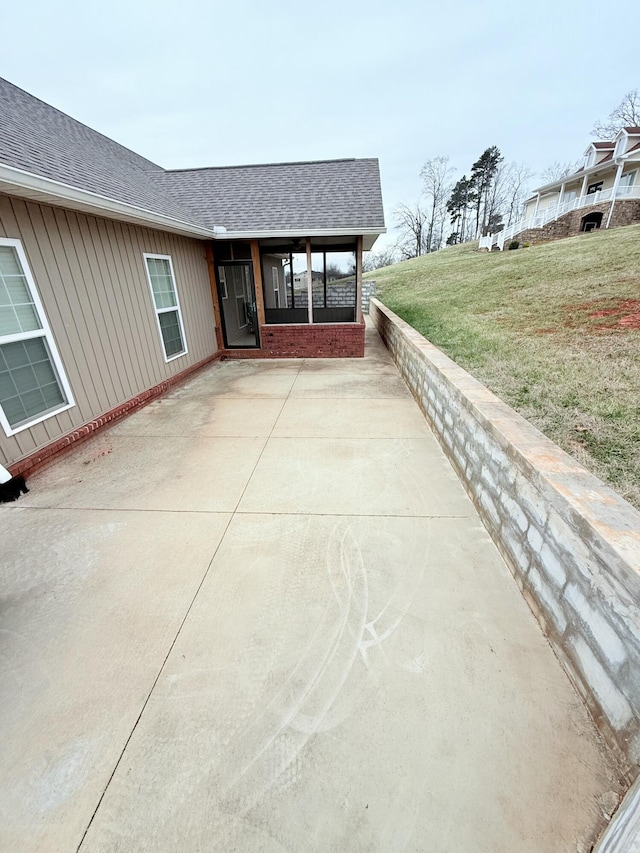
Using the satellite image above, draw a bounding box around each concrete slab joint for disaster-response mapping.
[369,298,640,785]
[0,311,633,852]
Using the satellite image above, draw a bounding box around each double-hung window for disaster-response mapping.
[0,238,74,435]
[143,254,187,361]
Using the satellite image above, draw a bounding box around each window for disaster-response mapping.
[143,254,187,361]
[587,181,603,195]
[0,238,74,435]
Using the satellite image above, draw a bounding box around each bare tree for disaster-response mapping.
[393,202,429,258]
[500,162,535,227]
[363,248,397,271]
[539,160,582,184]
[592,89,640,139]
[420,156,456,253]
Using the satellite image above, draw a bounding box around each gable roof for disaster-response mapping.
[0,78,385,242]
[153,159,385,235]
[593,141,615,149]
[0,78,200,227]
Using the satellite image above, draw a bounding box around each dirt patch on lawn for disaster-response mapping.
[563,298,640,331]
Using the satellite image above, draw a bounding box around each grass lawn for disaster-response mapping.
[366,225,640,509]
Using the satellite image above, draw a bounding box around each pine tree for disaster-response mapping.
[470,146,503,237]
[446,176,477,243]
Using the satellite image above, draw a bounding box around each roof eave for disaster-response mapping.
[529,158,625,198]
[0,163,225,239]
[217,226,385,251]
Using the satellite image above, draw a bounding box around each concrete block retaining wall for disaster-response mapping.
[370,297,640,776]
[285,280,376,313]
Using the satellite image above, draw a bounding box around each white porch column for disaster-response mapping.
[606,163,625,229]
[579,174,589,201]
[306,237,313,324]
[533,193,541,217]
[558,183,566,206]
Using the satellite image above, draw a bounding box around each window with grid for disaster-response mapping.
[0,239,73,435]
[143,254,187,361]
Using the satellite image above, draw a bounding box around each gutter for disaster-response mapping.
[218,227,386,239]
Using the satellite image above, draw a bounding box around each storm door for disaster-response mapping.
[216,262,259,348]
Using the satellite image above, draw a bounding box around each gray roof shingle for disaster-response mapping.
[152,159,385,232]
[0,78,385,235]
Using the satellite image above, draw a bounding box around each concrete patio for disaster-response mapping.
[0,322,624,852]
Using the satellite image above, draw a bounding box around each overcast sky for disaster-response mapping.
[3,0,639,249]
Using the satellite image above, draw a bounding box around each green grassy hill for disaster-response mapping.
[366,226,640,509]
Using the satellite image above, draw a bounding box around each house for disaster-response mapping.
[0,78,385,475]
[480,127,640,249]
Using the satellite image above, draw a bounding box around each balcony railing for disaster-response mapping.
[479,184,640,251]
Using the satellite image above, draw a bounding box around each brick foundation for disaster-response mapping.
[10,324,364,476]
[10,352,222,478]
[225,322,366,359]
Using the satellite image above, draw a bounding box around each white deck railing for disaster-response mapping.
[479,184,640,250]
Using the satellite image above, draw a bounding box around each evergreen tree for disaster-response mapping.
[446,176,477,243]
[470,146,503,237]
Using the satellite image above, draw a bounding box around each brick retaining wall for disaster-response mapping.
[370,297,640,775]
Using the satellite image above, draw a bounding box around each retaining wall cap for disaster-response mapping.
[370,298,640,579]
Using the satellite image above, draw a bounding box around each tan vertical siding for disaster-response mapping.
[0,194,218,468]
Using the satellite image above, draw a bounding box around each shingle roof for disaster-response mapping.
[0,78,199,224]
[624,127,640,134]
[152,160,385,232]
[0,78,385,235]
[593,141,614,149]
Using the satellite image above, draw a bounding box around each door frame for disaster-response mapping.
[214,260,261,349]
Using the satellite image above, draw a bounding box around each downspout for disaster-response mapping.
[605,163,625,229]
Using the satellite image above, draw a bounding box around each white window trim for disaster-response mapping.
[143,253,188,363]
[272,266,280,308]
[0,237,75,436]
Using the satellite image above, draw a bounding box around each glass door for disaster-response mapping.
[216,262,259,348]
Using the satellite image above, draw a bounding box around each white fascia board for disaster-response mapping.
[0,163,223,239]
[217,227,386,239]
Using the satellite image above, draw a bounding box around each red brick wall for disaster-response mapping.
[225,322,366,359]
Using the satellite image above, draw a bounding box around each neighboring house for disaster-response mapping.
[0,78,385,474]
[480,127,640,250]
